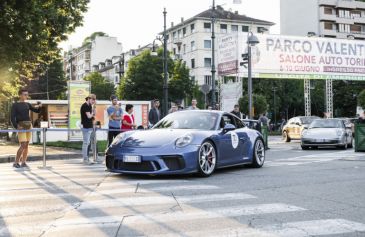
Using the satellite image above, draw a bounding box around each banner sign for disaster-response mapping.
[221,80,242,112]
[218,34,239,76]
[235,34,365,80]
[68,81,90,140]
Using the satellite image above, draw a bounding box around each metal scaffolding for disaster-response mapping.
[304,79,311,117]
[325,79,333,118]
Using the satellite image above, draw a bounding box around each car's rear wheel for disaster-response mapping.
[301,145,309,150]
[197,141,217,177]
[251,138,265,168]
[283,131,291,142]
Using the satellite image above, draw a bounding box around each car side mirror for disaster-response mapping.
[223,124,236,133]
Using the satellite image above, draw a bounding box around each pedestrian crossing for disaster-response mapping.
[0,161,364,237]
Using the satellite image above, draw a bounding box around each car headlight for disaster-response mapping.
[111,133,127,146]
[175,134,193,148]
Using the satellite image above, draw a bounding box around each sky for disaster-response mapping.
[59,0,280,52]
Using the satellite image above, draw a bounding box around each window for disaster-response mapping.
[339,23,350,32]
[233,116,244,128]
[352,10,361,18]
[191,24,195,33]
[204,75,212,85]
[183,44,186,54]
[231,25,238,32]
[324,22,333,30]
[220,24,227,33]
[173,32,177,40]
[191,76,195,82]
[173,48,176,55]
[242,25,249,32]
[204,40,212,48]
[220,115,235,129]
[115,75,119,84]
[338,9,351,18]
[204,22,211,32]
[204,58,212,67]
[351,24,361,32]
[324,7,333,15]
[178,29,181,39]
[191,59,195,68]
[183,27,187,37]
[191,41,196,51]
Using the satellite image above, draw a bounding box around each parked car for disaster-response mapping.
[282,116,320,142]
[301,119,353,150]
[106,110,265,177]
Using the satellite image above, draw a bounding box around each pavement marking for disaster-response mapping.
[0,183,213,203]
[260,218,365,237]
[0,192,257,217]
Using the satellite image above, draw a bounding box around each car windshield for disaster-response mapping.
[153,112,219,130]
[309,119,343,128]
[300,116,319,124]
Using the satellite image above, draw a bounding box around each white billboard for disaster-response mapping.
[234,34,365,81]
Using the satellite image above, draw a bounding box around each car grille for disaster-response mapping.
[303,139,339,145]
[162,155,185,171]
[106,154,159,172]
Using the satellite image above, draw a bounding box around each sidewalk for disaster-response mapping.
[0,142,82,163]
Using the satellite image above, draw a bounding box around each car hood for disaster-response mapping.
[122,129,197,148]
[303,128,342,138]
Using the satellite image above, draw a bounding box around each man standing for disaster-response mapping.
[231,104,244,119]
[148,99,161,127]
[11,88,42,168]
[80,94,96,164]
[187,99,199,110]
[107,95,122,146]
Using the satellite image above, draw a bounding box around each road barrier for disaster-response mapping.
[0,127,128,168]
[355,124,365,152]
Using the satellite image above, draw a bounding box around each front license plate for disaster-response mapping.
[123,155,141,163]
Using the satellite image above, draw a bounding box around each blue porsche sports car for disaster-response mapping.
[106,110,265,176]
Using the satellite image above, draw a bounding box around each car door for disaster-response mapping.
[233,116,250,162]
[217,114,245,166]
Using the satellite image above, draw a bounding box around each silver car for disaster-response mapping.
[301,119,353,150]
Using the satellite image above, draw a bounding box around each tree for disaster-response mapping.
[84,72,115,100]
[168,60,194,103]
[239,94,268,118]
[27,59,67,100]
[358,90,365,109]
[118,50,164,100]
[0,0,89,98]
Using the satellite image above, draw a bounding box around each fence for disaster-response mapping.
[0,127,127,168]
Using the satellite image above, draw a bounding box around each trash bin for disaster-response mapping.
[261,124,269,150]
[355,124,365,152]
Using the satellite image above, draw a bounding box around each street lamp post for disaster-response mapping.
[151,8,168,117]
[247,32,260,119]
[211,0,217,108]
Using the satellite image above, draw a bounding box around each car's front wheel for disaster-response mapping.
[283,131,291,142]
[197,141,217,177]
[251,138,265,168]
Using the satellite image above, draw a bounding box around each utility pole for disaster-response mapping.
[211,0,216,108]
[163,8,168,117]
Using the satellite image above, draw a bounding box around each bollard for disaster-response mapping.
[38,127,51,169]
[93,126,97,163]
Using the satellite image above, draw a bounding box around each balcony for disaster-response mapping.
[319,11,338,21]
[319,0,337,6]
[336,17,355,24]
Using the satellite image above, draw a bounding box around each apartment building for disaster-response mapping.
[64,36,122,81]
[281,0,365,39]
[165,6,274,86]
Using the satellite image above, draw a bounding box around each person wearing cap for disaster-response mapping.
[80,94,96,164]
[107,95,123,146]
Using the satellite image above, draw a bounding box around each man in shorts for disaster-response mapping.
[10,88,42,168]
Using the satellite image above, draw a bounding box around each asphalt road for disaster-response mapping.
[0,138,364,237]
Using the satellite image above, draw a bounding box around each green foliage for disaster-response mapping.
[168,60,193,102]
[82,32,108,46]
[239,94,268,118]
[84,72,115,100]
[0,0,89,99]
[358,90,365,109]
[118,48,192,106]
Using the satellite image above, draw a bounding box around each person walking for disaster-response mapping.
[80,94,96,164]
[231,104,244,119]
[10,88,42,168]
[187,99,200,110]
[107,95,123,146]
[148,99,161,127]
[122,104,137,131]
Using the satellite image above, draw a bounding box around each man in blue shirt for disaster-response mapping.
[107,95,123,146]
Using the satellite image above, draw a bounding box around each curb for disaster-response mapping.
[0,154,82,163]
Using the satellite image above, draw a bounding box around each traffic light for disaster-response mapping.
[240,53,249,68]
